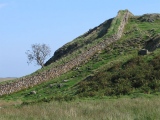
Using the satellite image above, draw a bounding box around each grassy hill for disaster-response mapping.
[1,10,160,101]
[1,9,160,120]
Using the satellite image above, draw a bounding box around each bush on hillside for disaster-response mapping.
[76,55,160,97]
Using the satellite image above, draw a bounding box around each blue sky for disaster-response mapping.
[0,0,160,77]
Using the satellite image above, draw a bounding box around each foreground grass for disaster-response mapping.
[0,96,160,120]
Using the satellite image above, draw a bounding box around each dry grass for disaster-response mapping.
[0,97,160,120]
[0,78,16,82]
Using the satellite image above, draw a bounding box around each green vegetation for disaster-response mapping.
[76,53,160,97]
[1,11,160,102]
[1,96,160,120]
[1,10,160,119]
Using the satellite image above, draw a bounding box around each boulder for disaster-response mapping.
[62,80,69,82]
[30,91,36,94]
[57,83,64,88]
[138,49,149,55]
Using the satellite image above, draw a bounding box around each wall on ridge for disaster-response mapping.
[0,10,133,96]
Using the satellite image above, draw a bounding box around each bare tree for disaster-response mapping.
[26,43,51,68]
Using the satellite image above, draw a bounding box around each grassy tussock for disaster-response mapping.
[0,97,160,120]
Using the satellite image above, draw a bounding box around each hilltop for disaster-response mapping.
[1,10,160,103]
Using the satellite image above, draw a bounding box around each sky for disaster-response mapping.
[0,0,160,78]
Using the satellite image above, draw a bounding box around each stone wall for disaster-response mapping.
[0,10,133,96]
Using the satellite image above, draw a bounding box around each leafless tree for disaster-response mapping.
[26,43,51,68]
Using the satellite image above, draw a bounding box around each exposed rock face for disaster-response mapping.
[145,35,160,51]
[62,80,69,82]
[0,10,133,96]
[138,13,160,22]
[45,18,113,66]
[30,91,36,94]
[138,49,149,55]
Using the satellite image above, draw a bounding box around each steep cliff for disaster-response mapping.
[45,10,133,66]
[45,18,113,65]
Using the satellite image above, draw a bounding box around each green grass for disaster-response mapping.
[0,50,138,103]
[1,96,160,120]
[1,10,160,120]
[2,15,160,102]
[0,49,137,101]
[1,10,160,108]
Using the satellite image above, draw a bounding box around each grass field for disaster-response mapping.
[0,78,16,82]
[0,96,160,120]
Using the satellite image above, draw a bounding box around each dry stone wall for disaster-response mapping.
[0,10,133,96]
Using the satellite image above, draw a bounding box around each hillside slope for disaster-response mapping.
[0,10,132,96]
[45,10,133,66]
[1,10,160,102]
